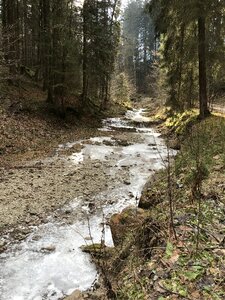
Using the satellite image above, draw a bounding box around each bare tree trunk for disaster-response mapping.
[2,0,8,59]
[198,16,210,119]
[82,0,89,106]
[177,23,185,109]
[7,0,17,72]
[42,0,52,94]
[51,0,66,117]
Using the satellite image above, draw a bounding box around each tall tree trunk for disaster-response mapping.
[187,67,194,109]
[7,0,17,72]
[82,0,89,106]
[42,0,52,93]
[22,0,28,66]
[51,0,66,117]
[177,23,185,109]
[198,15,210,119]
[2,0,8,60]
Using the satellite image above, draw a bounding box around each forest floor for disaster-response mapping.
[0,81,103,168]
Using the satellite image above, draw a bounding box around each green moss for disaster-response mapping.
[165,110,198,134]
[154,106,171,122]
[80,243,113,258]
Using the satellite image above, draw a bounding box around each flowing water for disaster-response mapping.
[0,109,174,300]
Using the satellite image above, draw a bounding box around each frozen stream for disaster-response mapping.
[0,109,173,300]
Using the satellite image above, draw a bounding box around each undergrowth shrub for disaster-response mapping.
[165,110,198,134]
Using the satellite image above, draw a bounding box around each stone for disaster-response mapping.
[214,164,223,171]
[109,206,146,246]
[29,210,37,216]
[138,189,161,210]
[117,140,131,147]
[94,163,101,168]
[64,290,84,300]
[81,243,112,259]
[123,180,131,185]
[41,245,56,252]
[103,140,114,146]
[0,240,6,247]
[25,217,32,224]
[84,291,105,299]
[128,192,134,198]
[0,240,7,252]
[16,233,26,241]
[32,235,41,241]
[168,138,181,150]
[88,202,95,210]
[138,177,163,210]
[213,155,220,160]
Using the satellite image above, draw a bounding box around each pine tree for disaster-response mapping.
[82,0,120,111]
[122,0,155,94]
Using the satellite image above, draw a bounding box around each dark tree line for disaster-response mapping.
[0,0,120,116]
[121,0,156,94]
[82,0,120,110]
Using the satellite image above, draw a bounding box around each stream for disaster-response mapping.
[0,109,173,300]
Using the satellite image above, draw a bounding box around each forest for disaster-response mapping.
[0,0,225,117]
[0,0,225,299]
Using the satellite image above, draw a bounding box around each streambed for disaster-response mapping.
[0,109,173,300]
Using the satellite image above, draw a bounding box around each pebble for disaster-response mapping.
[32,235,41,241]
[41,245,56,252]
[94,163,101,168]
[64,290,84,300]
[0,253,7,258]
[213,155,220,160]
[0,240,7,252]
[0,240,6,247]
[124,180,131,185]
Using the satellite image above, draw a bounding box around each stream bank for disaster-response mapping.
[90,113,225,300]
